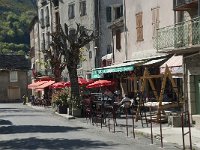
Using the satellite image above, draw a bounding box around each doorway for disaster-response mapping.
[195,75,200,114]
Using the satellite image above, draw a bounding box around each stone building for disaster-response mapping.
[0,55,30,102]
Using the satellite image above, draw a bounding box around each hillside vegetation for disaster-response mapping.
[0,0,36,55]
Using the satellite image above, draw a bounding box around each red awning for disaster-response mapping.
[51,81,67,89]
[28,81,48,89]
[35,81,55,89]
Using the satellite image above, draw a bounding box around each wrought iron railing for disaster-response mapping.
[174,0,197,8]
[154,17,200,51]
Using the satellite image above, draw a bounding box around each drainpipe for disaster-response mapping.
[198,0,200,16]
[112,30,115,64]
[123,0,128,61]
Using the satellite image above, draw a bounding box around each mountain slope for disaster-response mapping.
[0,0,36,13]
[0,0,36,55]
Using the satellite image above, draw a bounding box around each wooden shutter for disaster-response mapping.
[152,7,159,38]
[106,7,112,22]
[116,29,121,50]
[136,12,143,41]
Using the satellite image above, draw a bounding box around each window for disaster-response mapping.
[10,71,18,82]
[106,7,112,22]
[152,7,160,38]
[45,6,50,26]
[41,33,45,51]
[47,32,50,49]
[40,9,45,28]
[68,3,75,19]
[55,11,60,31]
[115,5,123,19]
[80,1,86,16]
[116,29,121,50]
[89,51,92,58]
[107,45,112,54]
[136,12,143,41]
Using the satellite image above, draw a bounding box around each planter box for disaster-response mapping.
[57,105,68,114]
[72,108,82,117]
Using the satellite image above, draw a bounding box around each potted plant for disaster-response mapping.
[52,88,70,114]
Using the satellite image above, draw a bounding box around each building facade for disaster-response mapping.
[154,0,200,123]
[59,0,123,79]
[0,55,30,102]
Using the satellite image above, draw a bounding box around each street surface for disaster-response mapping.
[0,103,180,150]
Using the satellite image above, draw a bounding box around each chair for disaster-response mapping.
[82,98,94,123]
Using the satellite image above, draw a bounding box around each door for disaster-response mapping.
[8,86,20,100]
[195,76,200,114]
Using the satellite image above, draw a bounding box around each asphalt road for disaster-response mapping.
[0,103,179,150]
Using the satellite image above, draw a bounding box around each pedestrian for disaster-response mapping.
[22,95,26,105]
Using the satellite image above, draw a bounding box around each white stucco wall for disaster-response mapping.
[112,0,174,64]
[127,0,174,60]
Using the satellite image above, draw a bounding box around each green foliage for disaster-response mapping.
[0,0,36,55]
[52,88,71,106]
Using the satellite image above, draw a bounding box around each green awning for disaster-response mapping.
[91,61,138,79]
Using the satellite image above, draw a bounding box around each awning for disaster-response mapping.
[143,58,166,66]
[92,61,141,79]
[35,81,55,89]
[101,53,112,60]
[28,81,48,89]
[160,55,183,75]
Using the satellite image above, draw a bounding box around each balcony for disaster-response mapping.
[174,0,198,11]
[154,17,200,53]
[41,0,47,5]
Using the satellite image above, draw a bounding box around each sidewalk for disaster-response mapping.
[28,103,200,149]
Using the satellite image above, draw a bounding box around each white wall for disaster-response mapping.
[112,0,174,64]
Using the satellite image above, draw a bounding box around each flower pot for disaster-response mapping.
[57,105,68,114]
[72,108,82,117]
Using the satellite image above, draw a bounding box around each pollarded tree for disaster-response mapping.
[45,32,66,82]
[54,24,97,108]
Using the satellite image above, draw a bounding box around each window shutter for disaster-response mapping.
[152,7,159,38]
[116,30,121,50]
[136,12,143,41]
[106,7,112,22]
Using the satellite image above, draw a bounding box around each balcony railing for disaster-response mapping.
[154,17,200,51]
[174,0,198,11]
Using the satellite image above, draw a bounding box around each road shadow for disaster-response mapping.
[0,137,117,150]
[0,119,13,125]
[0,125,85,134]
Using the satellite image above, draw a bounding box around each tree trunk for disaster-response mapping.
[54,63,62,82]
[67,64,80,108]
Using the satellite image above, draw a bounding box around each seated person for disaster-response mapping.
[118,95,132,114]
[103,88,114,104]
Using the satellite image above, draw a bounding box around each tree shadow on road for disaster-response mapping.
[0,137,117,150]
[0,119,13,125]
[0,125,85,134]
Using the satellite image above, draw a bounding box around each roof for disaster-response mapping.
[0,55,31,70]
